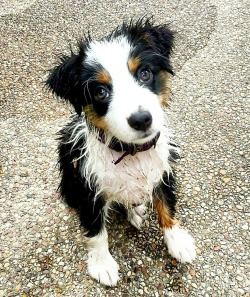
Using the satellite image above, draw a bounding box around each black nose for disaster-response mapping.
[127,111,152,131]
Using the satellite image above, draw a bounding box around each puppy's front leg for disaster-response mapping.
[153,172,196,263]
[79,199,119,286]
[86,227,119,286]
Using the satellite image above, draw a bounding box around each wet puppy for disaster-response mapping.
[46,19,196,286]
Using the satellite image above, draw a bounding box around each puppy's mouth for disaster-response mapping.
[132,129,158,144]
[141,131,154,139]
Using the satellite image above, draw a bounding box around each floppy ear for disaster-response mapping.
[145,24,174,57]
[141,23,174,75]
[123,18,175,74]
[46,54,83,115]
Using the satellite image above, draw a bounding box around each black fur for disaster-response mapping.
[58,117,105,237]
[153,171,177,218]
[111,18,174,60]
[46,54,84,115]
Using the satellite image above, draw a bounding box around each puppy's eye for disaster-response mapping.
[138,68,153,84]
[94,86,110,101]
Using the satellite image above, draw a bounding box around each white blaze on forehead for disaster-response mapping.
[85,36,133,79]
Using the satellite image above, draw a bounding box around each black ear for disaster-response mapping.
[134,18,174,57]
[142,24,174,75]
[145,24,174,57]
[46,53,83,115]
[119,18,175,74]
[143,21,175,75]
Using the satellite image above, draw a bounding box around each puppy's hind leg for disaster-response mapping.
[153,172,196,263]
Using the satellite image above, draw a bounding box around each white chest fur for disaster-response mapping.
[81,130,172,207]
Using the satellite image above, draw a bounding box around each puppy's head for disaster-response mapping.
[46,19,174,144]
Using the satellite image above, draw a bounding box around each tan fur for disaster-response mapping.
[84,105,108,131]
[159,71,171,106]
[128,57,140,74]
[153,198,175,229]
[73,159,78,169]
[96,70,111,85]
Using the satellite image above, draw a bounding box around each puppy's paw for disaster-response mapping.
[163,225,196,263]
[87,251,119,286]
[127,204,147,229]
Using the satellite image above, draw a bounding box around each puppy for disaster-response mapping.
[46,19,196,286]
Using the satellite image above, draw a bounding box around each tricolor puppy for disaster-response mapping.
[46,19,196,286]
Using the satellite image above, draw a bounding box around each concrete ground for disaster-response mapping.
[0,0,249,296]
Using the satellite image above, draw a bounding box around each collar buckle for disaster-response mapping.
[131,145,141,156]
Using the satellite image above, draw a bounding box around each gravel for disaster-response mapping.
[0,0,249,296]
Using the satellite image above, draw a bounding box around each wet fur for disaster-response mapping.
[46,18,196,286]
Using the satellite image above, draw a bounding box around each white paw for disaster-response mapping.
[163,225,196,263]
[87,251,119,286]
[127,204,147,229]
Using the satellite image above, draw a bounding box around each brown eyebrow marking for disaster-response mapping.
[83,104,108,131]
[96,70,111,85]
[128,56,140,74]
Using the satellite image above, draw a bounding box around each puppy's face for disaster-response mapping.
[47,19,174,144]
